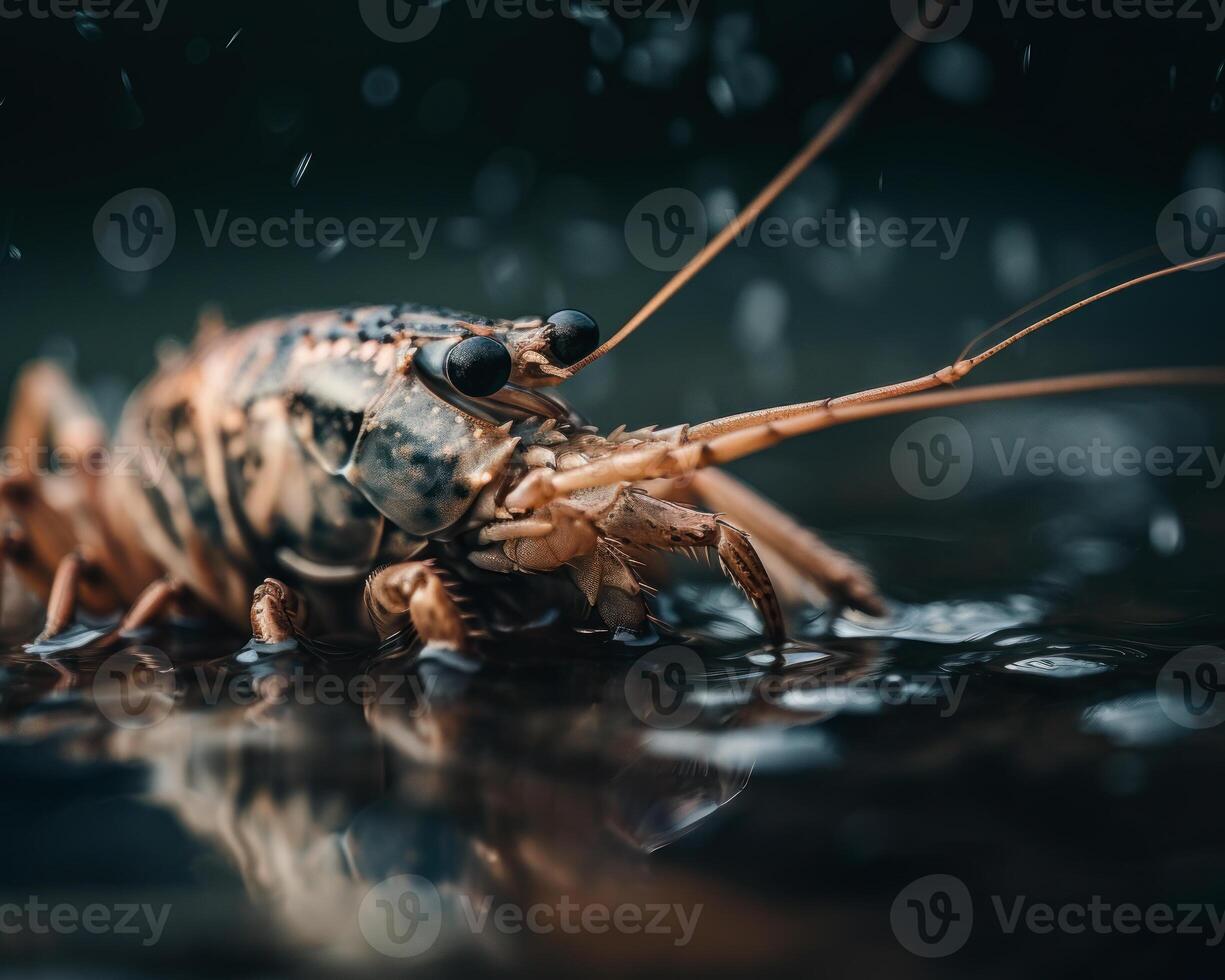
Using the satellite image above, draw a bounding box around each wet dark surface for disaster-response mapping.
[2,471,1224,979]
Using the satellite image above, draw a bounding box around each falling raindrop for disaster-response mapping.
[6,245,21,262]
[120,69,133,95]
[1211,92,1223,114]
[291,152,312,189]
[75,13,102,41]
[585,66,605,96]
[226,28,243,49]
[317,237,347,263]
[362,66,401,108]
[1022,44,1032,74]
[877,170,884,192]
[707,75,736,116]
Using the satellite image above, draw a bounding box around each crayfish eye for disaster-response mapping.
[546,309,599,366]
[445,336,512,397]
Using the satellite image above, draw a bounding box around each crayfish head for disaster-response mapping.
[502,310,600,388]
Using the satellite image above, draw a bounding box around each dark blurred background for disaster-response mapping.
[1,0,1224,552]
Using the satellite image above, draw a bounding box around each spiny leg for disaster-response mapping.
[597,491,786,647]
[364,560,472,652]
[688,469,885,617]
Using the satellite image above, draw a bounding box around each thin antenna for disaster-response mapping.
[564,32,918,377]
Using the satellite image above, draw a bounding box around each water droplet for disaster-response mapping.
[1022,43,1032,74]
[732,279,789,355]
[1149,508,1184,556]
[877,170,884,192]
[1005,656,1111,679]
[226,28,243,49]
[361,66,401,108]
[920,42,993,105]
[990,221,1042,300]
[585,66,604,96]
[120,69,133,94]
[707,75,735,115]
[5,244,21,264]
[291,152,312,189]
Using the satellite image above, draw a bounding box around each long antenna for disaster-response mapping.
[564,32,918,377]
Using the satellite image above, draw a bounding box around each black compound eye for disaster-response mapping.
[546,309,599,366]
[445,336,512,397]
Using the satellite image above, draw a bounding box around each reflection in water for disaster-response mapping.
[3,526,1225,975]
[0,632,888,969]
